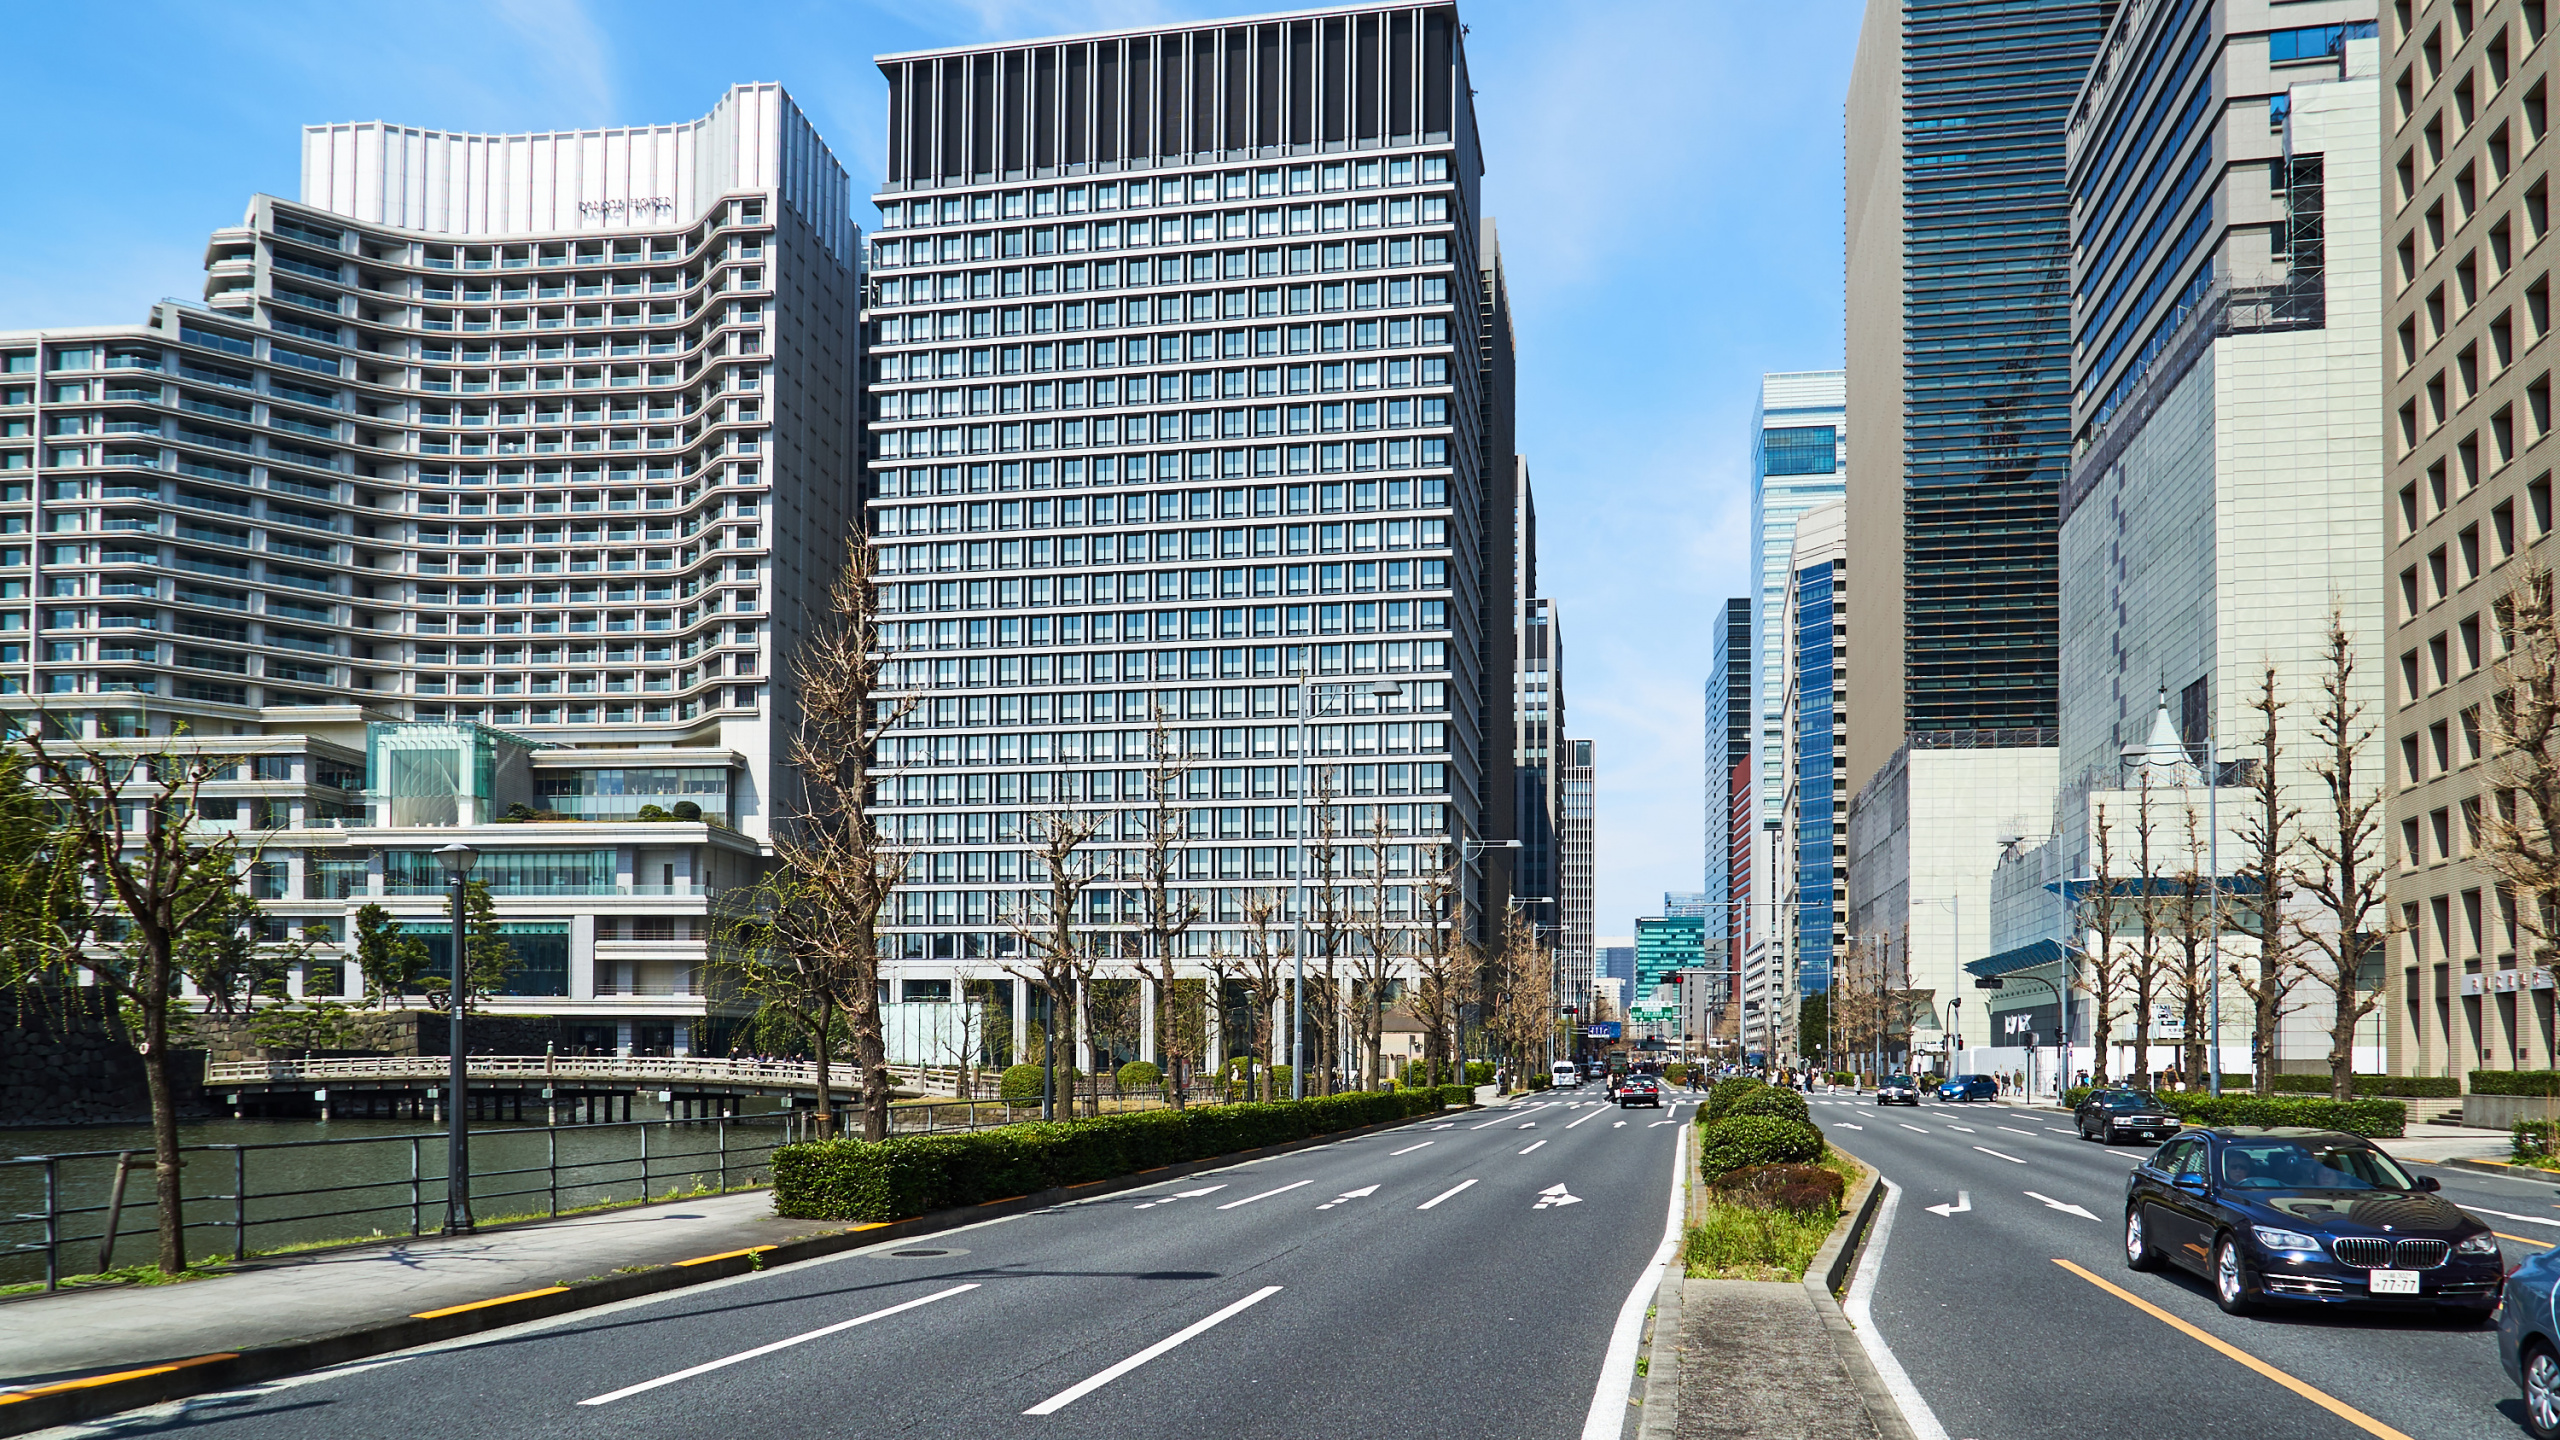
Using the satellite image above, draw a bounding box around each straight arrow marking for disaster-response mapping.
[1316,1184,1380,1209]
[1133,1185,1226,1209]
[2024,1191,2098,1220]
[1535,1183,1583,1209]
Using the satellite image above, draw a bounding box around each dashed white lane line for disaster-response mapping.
[1389,1141,1435,1156]
[2105,1150,2149,1162]
[1838,1123,1864,1130]
[1471,1116,1513,1130]
[1520,1140,1548,1155]
[1565,1107,1605,1129]
[2046,1128,2078,1135]
[1417,1178,1479,1210]
[1216,1180,1314,1210]
[1945,1124,1977,1133]
[1972,1146,2028,1164]
[581,1284,978,1405]
[1024,1286,1284,1414]
[1899,1124,1929,1133]
[1998,1127,2038,1136]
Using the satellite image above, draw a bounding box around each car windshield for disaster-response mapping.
[1885,1076,1912,1087]
[2103,1092,2162,1111]
[2218,1139,2416,1192]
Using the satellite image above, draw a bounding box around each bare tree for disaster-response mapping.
[1133,703,1203,1105]
[2163,802,2221,1086]
[2230,663,2304,1095]
[1303,766,1348,1093]
[1485,907,1552,1089]
[1408,841,1466,1088]
[2297,613,2399,1101]
[12,726,243,1274]
[1348,807,1407,1090]
[737,538,913,1139]
[1236,886,1292,1099]
[939,969,989,1099]
[1002,809,1106,1120]
[2078,803,2132,1087]
[2126,777,2170,1088]
[2481,560,2560,965]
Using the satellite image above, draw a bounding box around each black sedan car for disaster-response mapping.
[2123,1127,2503,1318]
[1875,1075,1921,1106]
[2076,1087,2180,1144]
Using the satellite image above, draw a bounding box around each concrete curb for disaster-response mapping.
[0,1105,1469,1437]
[2449,1155,2560,1185]
[1804,1148,1915,1440]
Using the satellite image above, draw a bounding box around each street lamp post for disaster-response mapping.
[436,840,478,1236]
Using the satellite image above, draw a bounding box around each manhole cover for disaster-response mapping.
[887,1247,966,1258]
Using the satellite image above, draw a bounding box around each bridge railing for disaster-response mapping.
[203,1056,966,1095]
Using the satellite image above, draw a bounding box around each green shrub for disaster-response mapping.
[1695,1115,1825,1179]
[1466,1061,1494,1085]
[2269,1073,2460,1097]
[2161,1093,2406,1137]
[999,1063,1081,1103]
[2472,1071,2560,1097]
[672,800,703,822]
[772,1088,1448,1221]
[1438,1083,1474,1108]
[1115,1060,1163,1092]
[1725,1087,1811,1126]
[2062,1085,2093,1109]
[1705,1075,1768,1123]
[2516,1119,2559,1161]
[1711,1163,1848,1217]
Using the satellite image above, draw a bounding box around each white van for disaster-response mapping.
[1550,1061,1580,1090]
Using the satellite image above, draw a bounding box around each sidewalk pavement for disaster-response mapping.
[0,1188,835,1390]
[1665,1279,1883,1440]
[2378,1125,2513,1163]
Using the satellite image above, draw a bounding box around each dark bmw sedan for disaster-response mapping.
[2075,1087,2179,1144]
[2123,1127,2502,1319]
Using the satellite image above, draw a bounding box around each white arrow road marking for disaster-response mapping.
[1519,1140,1548,1155]
[1132,1185,1227,1209]
[1316,1184,1381,1210]
[1389,1141,1435,1156]
[1535,1183,1583,1209]
[1973,1146,2027,1164]
[2023,1191,2098,1220]
[582,1284,978,1405]
[1899,1124,1929,1133]
[1215,1179,1313,1210]
[1024,1286,1283,1414]
[1417,1178,1479,1210]
[2465,1205,2560,1227]
[1565,1107,1605,1129]
[1924,1191,1972,1218]
[1612,1121,1627,1128]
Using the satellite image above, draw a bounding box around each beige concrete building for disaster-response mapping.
[1843,0,1905,801]
[2385,0,2560,1078]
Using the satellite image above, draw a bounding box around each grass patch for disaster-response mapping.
[0,1256,233,1298]
[1682,1151,1868,1283]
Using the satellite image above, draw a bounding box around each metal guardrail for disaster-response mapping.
[203,1055,968,1095]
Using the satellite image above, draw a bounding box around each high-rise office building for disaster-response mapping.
[1558,735,1593,1015]
[860,6,1512,1061]
[2050,3,2380,1070]
[0,84,859,1054]
[1511,472,1559,939]
[1750,372,1846,834]
[2384,1,2551,1078]
[1703,595,1751,1024]
[1781,501,1846,1003]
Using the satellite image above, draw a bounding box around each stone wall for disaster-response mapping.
[1,988,210,1127]
[188,1008,587,1062]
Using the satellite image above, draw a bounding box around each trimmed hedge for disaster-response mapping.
[2058,1085,2405,1136]
[2268,1073,2459,1098]
[1726,1087,1812,1125]
[774,1089,1446,1221]
[1437,1083,1475,1108]
[1705,1076,1769,1123]
[1696,1115,1826,1179]
[2472,1071,2560,1097]
[999,1063,1082,1102]
[1114,1060,1162,1091]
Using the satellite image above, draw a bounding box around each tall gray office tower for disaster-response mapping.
[861,5,1512,1066]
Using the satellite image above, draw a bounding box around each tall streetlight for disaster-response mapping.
[435,840,478,1235]
[1289,670,1403,1099]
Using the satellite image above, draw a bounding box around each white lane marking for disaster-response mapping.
[1845,1180,1955,1440]
[1430,1123,1456,1130]
[1536,1183,1583,1209]
[1945,1125,1977,1133]
[1565,1107,1605,1129]
[1577,1117,1687,1440]
[1973,1146,2027,1164]
[1838,1123,1864,1130]
[2023,1191,2098,1220]
[1417,1178,1479,1210]
[1471,1116,1512,1130]
[1389,1141,1435,1156]
[581,1284,977,1405]
[1613,1121,1628,1128]
[2105,1150,2148,1162]
[2463,1204,2560,1227]
[2046,1128,2078,1135]
[1518,1122,1538,1129]
[1899,1124,1929,1133]
[1131,1185,1227,1209]
[1315,1185,1379,1210]
[1648,1119,1678,1127]
[1023,1286,1283,1414]
[1215,1179,1313,1210]
[1519,1139,1549,1154]
[1924,1191,1971,1217]
[1998,1127,2037,1136]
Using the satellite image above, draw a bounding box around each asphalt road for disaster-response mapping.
[40,1088,1687,1440]
[1809,1093,2553,1440]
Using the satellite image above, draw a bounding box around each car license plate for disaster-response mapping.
[2370,1270,2420,1295]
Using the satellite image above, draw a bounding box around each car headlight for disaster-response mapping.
[2458,1233,2502,1256]
[2252,1226,2322,1253]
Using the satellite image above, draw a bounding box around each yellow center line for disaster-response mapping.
[2050,1259,2415,1440]
[2500,1231,2554,1248]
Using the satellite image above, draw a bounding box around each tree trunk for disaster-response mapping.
[809,996,836,1140]
[140,986,187,1274]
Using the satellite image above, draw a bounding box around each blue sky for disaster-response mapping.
[0,0,1861,943]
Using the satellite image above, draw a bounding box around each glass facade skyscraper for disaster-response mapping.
[1900,0,2110,735]
[1790,555,1841,992]
[1749,372,1844,828]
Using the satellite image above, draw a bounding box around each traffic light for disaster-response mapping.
[1665,972,1683,985]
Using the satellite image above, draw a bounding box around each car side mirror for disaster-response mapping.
[2172,1172,2210,1193]
[2416,1175,2441,1192]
